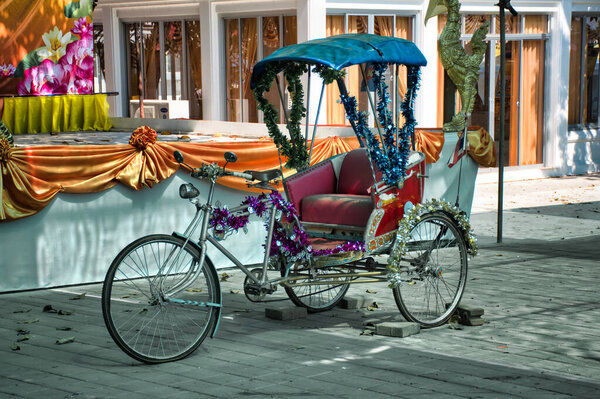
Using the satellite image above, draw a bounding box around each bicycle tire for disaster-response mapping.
[391,212,468,328]
[281,261,350,312]
[102,234,220,363]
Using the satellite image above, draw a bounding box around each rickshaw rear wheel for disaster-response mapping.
[280,259,350,313]
[391,212,468,328]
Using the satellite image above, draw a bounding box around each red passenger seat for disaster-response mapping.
[285,148,380,228]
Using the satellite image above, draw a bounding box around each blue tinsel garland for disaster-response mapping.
[339,63,421,186]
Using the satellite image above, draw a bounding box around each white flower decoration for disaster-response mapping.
[38,27,72,63]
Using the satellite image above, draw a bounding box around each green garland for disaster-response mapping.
[253,62,308,170]
[387,199,478,287]
[253,63,345,170]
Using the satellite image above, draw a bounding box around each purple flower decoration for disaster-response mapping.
[0,64,16,78]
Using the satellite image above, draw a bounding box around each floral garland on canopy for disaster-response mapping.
[209,192,365,263]
[386,199,478,287]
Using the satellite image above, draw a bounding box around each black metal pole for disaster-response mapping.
[496,0,517,244]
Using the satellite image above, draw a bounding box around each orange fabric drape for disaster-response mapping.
[0,128,464,222]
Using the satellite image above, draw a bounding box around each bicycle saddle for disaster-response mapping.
[244,169,282,183]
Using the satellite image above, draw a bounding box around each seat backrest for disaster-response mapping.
[284,160,336,216]
[337,148,382,195]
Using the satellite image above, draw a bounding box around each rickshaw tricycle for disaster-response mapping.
[101,34,477,363]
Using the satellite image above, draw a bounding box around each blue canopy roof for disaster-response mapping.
[250,33,427,89]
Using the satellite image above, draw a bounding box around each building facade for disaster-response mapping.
[94,0,600,178]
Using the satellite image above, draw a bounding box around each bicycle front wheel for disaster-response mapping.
[391,212,468,328]
[102,234,220,363]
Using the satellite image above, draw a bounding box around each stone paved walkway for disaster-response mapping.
[1,173,599,398]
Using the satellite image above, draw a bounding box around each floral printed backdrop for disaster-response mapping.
[0,0,94,96]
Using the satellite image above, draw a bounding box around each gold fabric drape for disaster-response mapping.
[466,126,496,167]
[326,15,345,125]
[0,128,482,222]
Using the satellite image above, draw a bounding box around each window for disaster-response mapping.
[225,16,297,122]
[124,20,202,119]
[93,23,106,93]
[438,14,548,167]
[326,14,414,125]
[568,16,600,127]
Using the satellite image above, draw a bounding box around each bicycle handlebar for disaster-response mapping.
[226,170,254,180]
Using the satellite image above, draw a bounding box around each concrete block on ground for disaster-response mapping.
[375,322,420,338]
[457,303,484,318]
[457,303,485,326]
[265,305,307,320]
[460,316,485,326]
[338,295,374,309]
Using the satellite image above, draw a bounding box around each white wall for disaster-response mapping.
[93,0,600,176]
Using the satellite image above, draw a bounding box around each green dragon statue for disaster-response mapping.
[426,0,489,132]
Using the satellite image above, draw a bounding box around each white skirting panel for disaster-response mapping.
[0,172,268,292]
[0,132,477,292]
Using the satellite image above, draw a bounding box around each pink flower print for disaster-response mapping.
[71,18,93,40]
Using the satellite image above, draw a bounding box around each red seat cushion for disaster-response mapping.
[337,148,382,195]
[284,160,336,218]
[301,194,374,227]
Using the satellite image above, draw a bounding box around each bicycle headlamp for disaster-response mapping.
[179,183,200,199]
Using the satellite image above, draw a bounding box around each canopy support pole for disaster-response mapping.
[274,75,289,125]
[360,64,387,156]
[308,82,326,165]
[496,0,517,243]
[336,77,378,186]
[395,64,400,151]
[305,66,311,145]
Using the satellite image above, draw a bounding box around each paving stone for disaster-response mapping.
[264,305,307,320]
[375,321,420,337]
[461,316,485,326]
[457,303,485,317]
[338,295,374,309]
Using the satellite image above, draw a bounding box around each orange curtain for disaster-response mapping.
[326,15,345,125]
[186,21,203,119]
[347,16,369,118]
[242,18,258,122]
[0,129,461,222]
[568,17,582,125]
[436,15,447,128]
[520,16,546,165]
[225,19,240,121]
[396,17,412,126]
[508,41,520,166]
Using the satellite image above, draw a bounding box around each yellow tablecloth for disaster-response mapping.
[1,94,112,134]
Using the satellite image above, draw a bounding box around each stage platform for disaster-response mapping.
[1,126,482,292]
